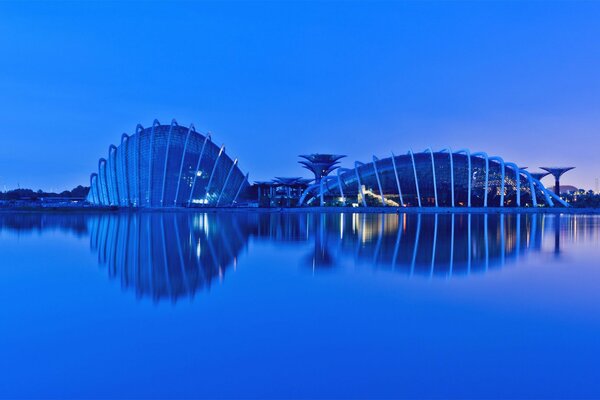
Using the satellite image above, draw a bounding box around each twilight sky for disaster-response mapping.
[0,1,599,191]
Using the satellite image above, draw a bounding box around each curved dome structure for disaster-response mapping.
[299,149,567,207]
[87,119,249,207]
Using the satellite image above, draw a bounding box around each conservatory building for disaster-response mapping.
[298,149,567,208]
[87,119,249,207]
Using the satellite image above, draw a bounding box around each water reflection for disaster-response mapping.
[89,213,248,301]
[1,212,599,302]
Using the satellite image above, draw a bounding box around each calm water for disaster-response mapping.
[1,212,599,399]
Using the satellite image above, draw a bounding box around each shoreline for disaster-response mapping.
[2,206,600,214]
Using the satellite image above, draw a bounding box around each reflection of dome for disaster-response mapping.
[87,119,249,207]
[89,213,249,302]
[293,213,544,276]
[0,212,583,302]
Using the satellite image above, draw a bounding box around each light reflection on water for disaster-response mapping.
[1,211,600,398]
[1,212,598,302]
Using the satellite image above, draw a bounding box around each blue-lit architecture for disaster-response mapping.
[87,119,249,207]
[87,121,567,208]
[299,149,567,207]
[299,154,345,183]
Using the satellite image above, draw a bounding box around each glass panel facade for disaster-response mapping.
[303,151,559,208]
[88,123,248,207]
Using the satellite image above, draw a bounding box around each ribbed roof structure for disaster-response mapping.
[87,119,249,207]
[300,148,567,207]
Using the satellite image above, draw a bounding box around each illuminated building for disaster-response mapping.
[87,119,249,207]
[300,149,567,207]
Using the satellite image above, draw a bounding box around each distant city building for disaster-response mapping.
[87,120,249,207]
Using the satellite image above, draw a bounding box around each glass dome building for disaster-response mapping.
[87,119,249,207]
[299,149,568,207]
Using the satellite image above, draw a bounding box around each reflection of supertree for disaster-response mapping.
[89,213,251,302]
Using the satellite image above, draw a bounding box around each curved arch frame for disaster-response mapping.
[354,161,367,207]
[146,119,160,207]
[520,169,539,207]
[204,145,226,204]
[472,151,489,207]
[488,156,506,207]
[505,162,521,207]
[454,149,471,207]
[187,132,212,207]
[108,144,120,206]
[98,158,109,206]
[390,152,405,207]
[134,124,144,207]
[120,134,131,206]
[216,158,238,206]
[408,150,422,207]
[160,119,178,206]
[424,148,438,207]
[439,148,455,207]
[90,173,99,204]
[174,124,195,206]
[372,156,386,206]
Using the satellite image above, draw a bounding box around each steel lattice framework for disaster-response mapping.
[299,149,568,207]
[87,119,249,207]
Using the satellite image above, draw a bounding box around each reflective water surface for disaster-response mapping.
[1,212,599,398]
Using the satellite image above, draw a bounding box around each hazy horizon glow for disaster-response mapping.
[0,1,599,191]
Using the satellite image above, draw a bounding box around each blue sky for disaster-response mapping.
[0,1,599,191]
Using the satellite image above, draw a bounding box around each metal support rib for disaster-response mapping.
[520,170,538,207]
[90,173,98,204]
[187,133,212,206]
[472,152,489,207]
[548,190,569,207]
[489,156,505,207]
[135,124,144,207]
[109,145,120,206]
[372,156,386,206]
[532,177,553,206]
[99,158,109,206]
[354,161,367,207]
[390,153,405,207]
[337,168,348,205]
[147,119,160,207]
[216,159,238,206]
[439,149,455,207]
[97,160,105,205]
[298,183,319,206]
[232,172,249,205]
[425,148,438,207]
[160,119,177,207]
[320,179,325,206]
[204,145,225,204]
[505,162,521,207]
[174,124,195,206]
[455,149,471,207]
[120,134,130,206]
[408,150,422,207]
[115,142,124,206]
